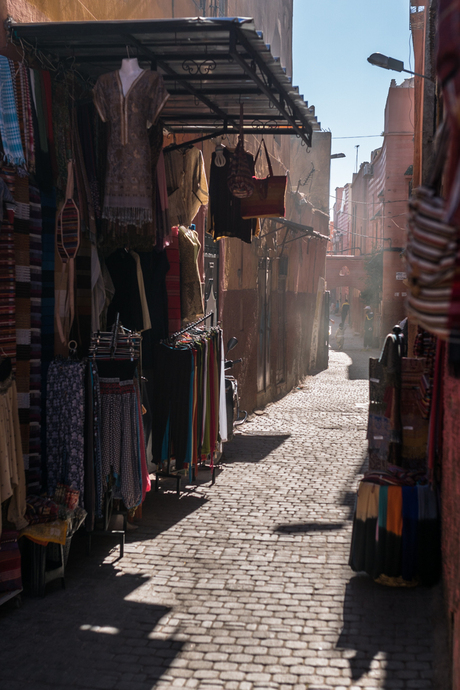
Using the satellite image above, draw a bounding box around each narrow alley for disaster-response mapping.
[0,337,440,690]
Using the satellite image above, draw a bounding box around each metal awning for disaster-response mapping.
[9,17,318,147]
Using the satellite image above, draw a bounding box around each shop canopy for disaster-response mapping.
[10,16,317,147]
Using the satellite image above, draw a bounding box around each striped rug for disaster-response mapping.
[39,189,56,492]
[28,185,42,493]
[14,173,31,472]
[0,168,16,362]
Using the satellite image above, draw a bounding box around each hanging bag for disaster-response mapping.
[240,138,287,219]
[227,105,255,199]
[55,160,81,345]
[405,122,457,339]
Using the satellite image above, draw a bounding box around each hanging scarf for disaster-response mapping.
[0,56,26,168]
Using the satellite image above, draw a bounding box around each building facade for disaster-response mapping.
[328,79,414,341]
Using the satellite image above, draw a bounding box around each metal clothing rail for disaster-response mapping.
[169,312,215,342]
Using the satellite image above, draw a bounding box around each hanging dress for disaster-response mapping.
[93,69,169,233]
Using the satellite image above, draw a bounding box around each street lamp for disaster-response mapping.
[330,153,346,159]
[367,53,432,81]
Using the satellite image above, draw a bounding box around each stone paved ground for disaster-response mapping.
[0,334,439,690]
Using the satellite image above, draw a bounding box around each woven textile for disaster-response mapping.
[46,360,86,502]
[13,174,31,471]
[39,189,56,485]
[0,168,16,361]
[0,57,26,168]
[28,185,42,493]
[10,61,34,173]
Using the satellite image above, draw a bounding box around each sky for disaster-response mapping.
[292,0,414,213]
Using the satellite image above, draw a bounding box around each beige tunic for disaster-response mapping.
[0,374,28,535]
[164,147,208,227]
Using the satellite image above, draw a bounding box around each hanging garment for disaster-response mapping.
[150,343,194,470]
[0,57,26,168]
[46,359,86,503]
[208,147,259,244]
[0,371,28,536]
[11,61,35,173]
[106,249,145,332]
[164,146,209,227]
[178,225,204,323]
[165,226,181,334]
[97,360,143,512]
[93,69,169,228]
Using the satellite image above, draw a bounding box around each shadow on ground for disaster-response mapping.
[222,433,290,463]
[275,522,346,534]
[337,574,434,687]
[0,571,180,690]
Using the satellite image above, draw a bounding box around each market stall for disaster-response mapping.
[0,16,316,597]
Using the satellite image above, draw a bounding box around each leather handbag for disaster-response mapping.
[405,122,457,339]
[240,138,287,219]
[227,105,255,199]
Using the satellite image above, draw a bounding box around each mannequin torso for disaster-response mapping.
[119,58,144,96]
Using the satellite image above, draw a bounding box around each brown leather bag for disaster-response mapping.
[240,138,287,219]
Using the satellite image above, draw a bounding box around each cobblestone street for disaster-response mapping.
[0,336,439,690]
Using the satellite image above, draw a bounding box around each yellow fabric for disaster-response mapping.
[20,519,68,546]
[0,375,28,535]
[355,481,380,521]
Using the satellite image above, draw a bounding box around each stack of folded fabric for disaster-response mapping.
[349,468,441,586]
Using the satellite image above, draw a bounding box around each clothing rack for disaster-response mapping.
[156,314,218,494]
[89,315,142,361]
[169,312,214,343]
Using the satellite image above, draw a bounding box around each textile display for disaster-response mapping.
[14,173,31,471]
[46,359,86,503]
[436,0,460,370]
[0,168,17,361]
[0,371,28,536]
[150,328,224,476]
[92,359,147,514]
[93,69,169,229]
[28,185,42,493]
[349,475,440,586]
[164,146,209,227]
[400,358,429,468]
[0,57,26,168]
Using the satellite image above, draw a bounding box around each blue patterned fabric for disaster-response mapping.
[0,57,26,167]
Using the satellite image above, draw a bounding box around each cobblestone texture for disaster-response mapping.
[0,337,438,690]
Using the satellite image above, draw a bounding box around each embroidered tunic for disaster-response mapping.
[93,69,169,227]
